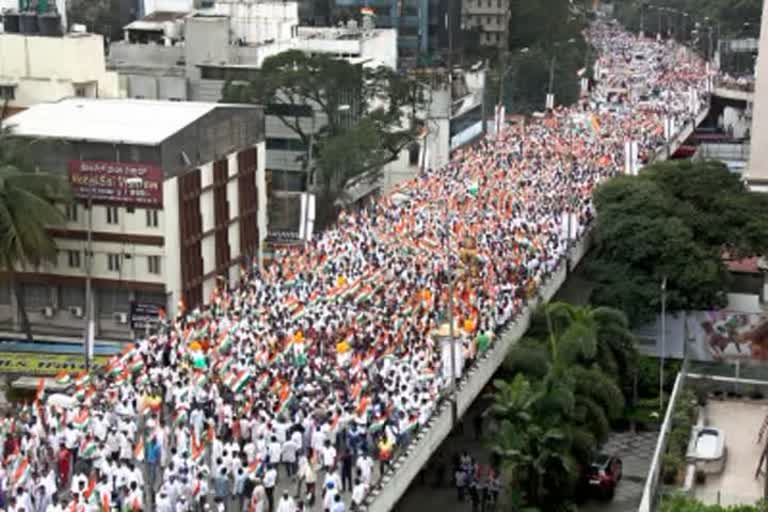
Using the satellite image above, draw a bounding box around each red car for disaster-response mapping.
[586,453,623,500]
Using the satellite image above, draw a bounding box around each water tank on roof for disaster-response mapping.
[3,12,20,33]
[38,12,61,36]
[19,12,39,34]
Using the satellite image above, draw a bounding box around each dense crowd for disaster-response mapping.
[0,19,709,512]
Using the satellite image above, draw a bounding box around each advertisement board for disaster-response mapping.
[0,352,110,375]
[130,302,164,331]
[68,160,164,206]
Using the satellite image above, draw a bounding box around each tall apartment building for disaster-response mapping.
[462,0,510,49]
[3,98,266,340]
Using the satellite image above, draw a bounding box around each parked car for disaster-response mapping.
[585,453,623,499]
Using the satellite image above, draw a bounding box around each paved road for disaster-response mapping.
[580,431,659,512]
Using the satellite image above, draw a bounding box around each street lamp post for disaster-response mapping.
[83,192,93,371]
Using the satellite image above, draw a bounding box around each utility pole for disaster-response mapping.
[446,0,458,430]
[659,276,667,416]
[84,193,93,372]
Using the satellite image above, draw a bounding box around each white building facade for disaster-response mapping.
[4,99,266,341]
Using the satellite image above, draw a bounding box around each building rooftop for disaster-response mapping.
[5,98,229,145]
[124,10,189,32]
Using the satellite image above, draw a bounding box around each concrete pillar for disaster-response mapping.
[746,0,768,185]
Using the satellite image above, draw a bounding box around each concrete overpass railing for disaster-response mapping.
[652,107,710,162]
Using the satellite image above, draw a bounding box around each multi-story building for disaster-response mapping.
[3,98,266,340]
[108,5,398,226]
[330,0,464,65]
[0,17,120,116]
[461,0,510,49]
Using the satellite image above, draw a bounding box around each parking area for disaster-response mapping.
[580,431,659,512]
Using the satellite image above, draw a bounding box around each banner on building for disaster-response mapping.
[129,302,164,331]
[68,160,164,206]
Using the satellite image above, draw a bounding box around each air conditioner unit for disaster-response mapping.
[69,306,84,318]
[42,306,55,318]
[114,312,129,324]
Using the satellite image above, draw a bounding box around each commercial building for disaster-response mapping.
[461,0,510,48]
[3,98,266,340]
[329,0,464,65]
[0,13,120,116]
[108,4,398,217]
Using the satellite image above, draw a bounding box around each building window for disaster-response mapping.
[67,250,81,268]
[66,204,78,222]
[0,86,15,100]
[75,86,87,97]
[107,253,121,272]
[147,255,161,274]
[126,206,135,213]
[106,206,119,224]
[146,209,159,228]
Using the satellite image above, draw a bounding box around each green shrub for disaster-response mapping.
[662,453,683,485]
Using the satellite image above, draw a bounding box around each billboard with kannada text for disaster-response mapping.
[68,160,163,207]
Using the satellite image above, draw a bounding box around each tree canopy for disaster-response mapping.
[487,302,636,509]
[615,0,762,42]
[586,159,768,325]
[486,0,594,115]
[222,51,422,222]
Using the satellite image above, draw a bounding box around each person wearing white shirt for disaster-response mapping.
[351,478,366,511]
[320,440,336,472]
[263,465,277,512]
[356,453,373,487]
[331,493,345,512]
[276,491,294,512]
[267,436,282,468]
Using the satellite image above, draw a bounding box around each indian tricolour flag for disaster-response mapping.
[191,436,205,464]
[419,368,436,382]
[129,355,144,374]
[403,416,419,435]
[12,457,30,487]
[290,305,305,322]
[80,437,98,459]
[255,373,270,391]
[246,459,264,477]
[230,370,251,393]
[72,409,89,430]
[173,409,188,428]
[193,372,208,389]
[74,371,91,387]
[369,416,387,433]
[278,392,294,415]
[55,371,72,387]
[133,438,144,462]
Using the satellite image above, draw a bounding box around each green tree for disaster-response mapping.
[0,129,70,341]
[222,50,422,219]
[504,302,626,447]
[586,159,768,325]
[489,0,594,114]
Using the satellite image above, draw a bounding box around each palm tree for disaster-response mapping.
[0,128,70,341]
[546,302,639,399]
[504,302,627,447]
